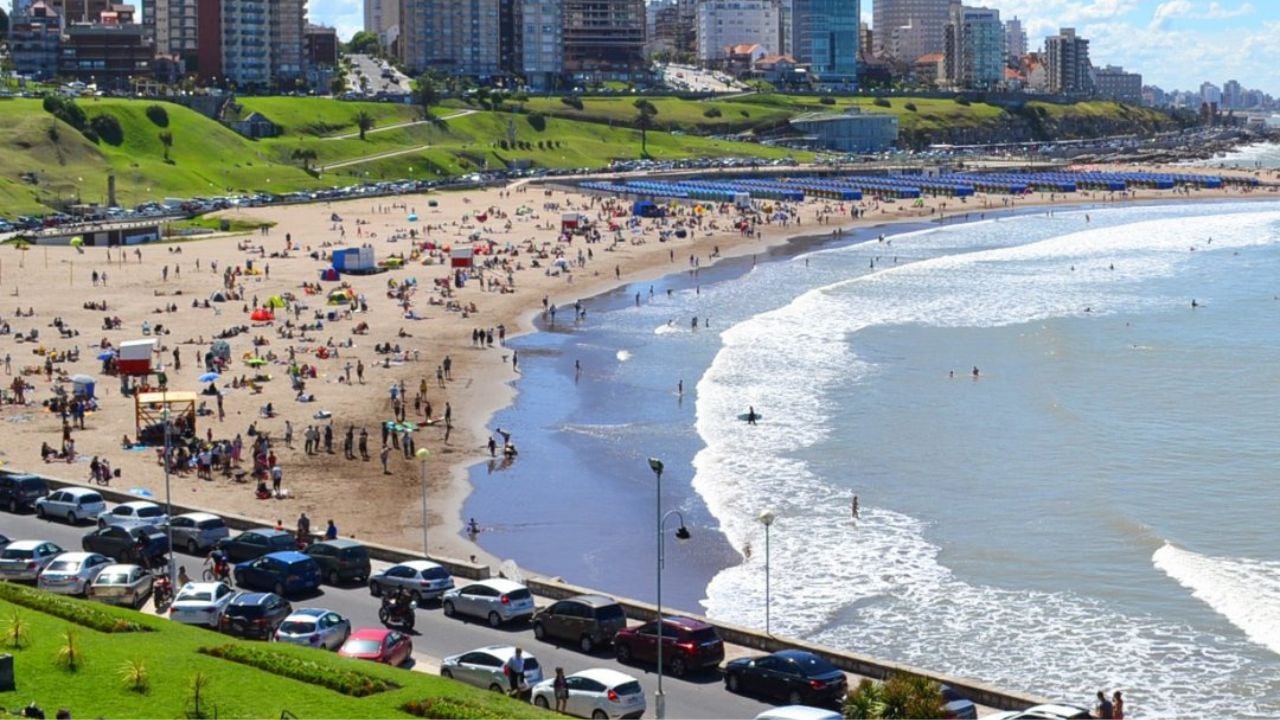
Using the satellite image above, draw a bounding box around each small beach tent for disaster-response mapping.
[328,288,355,305]
[734,193,751,210]
[264,295,287,309]
[320,268,339,281]
[210,340,231,363]
[408,213,419,222]
[632,200,664,218]
[561,212,589,232]
[450,246,474,268]
[332,247,375,273]
[250,308,274,322]
[209,290,227,302]
[118,339,157,376]
[71,374,96,398]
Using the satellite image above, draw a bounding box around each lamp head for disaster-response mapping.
[757,510,775,527]
[415,448,430,461]
[648,457,664,475]
[674,525,691,542]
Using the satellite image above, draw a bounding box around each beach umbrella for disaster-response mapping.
[265,294,287,309]
[250,308,274,322]
[245,357,267,367]
[96,350,116,361]
[408,213,419,222]
[198,372,221,383]
[69,236,83,248]
[127,488,154,498]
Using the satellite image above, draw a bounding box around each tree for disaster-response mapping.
[157,130,173,161]
[416,73,440,118]
[843,674,945,719]
[344,30,382,56]
[633,98,658,157]
[354,110,375,140]
[291,147,318,170]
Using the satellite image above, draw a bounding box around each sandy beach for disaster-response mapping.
[1,164,1275,572]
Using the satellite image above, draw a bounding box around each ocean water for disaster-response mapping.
[466,200,1280,717]
[1189,141,1280,170]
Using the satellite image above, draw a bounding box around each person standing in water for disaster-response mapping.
[851,494,860,520]
[746,406,758,425]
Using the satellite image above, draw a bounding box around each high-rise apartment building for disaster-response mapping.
[271,0,307,80]
[1222,79,1242,109]
[364,0,399,48]
[520,0,562,88]
[499,0,522,75]
[872,0,948,62]
[1093,65,1142,104]
[562,0,645,80]
[1199,81,1222,106]
[942,3,1002,90]
[153,0,199,69]
[798,0,858,83]
[195,0,305,86]
[1003,15,1024,61]
[59,0,110,24]
[696,0,780,63]
[399,0,500,76]
[1044,27,1090,95]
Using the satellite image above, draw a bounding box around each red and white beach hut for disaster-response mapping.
[450,246,474,268]
[117,339,156,376]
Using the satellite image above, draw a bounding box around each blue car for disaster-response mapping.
[233,551,321,596]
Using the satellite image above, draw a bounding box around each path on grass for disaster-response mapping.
[324,109,476,141]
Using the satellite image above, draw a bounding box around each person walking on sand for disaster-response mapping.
[488,436,497,458]
[380,445,391,474]
[358,428,370,460]
[356,360,365,384]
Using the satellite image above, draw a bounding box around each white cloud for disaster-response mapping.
[1149,0,1253,29]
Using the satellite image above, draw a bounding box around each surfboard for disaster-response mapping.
[737,413,764,422]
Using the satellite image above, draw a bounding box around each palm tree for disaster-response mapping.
[633,99,658,157]
[157,130,173,161]
[416,73,439,119]
[291,147,318,170]
[354,111,375,140]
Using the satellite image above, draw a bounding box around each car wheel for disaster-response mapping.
[8,499,17,513]
[410,590,423,605]
[442,600,455,617]
[726,673,740,692]
[441,669,453,679]
[788,690,803,706]
[274,582,285,596]
[615,643,631,663]
[579,635,595,653]
[669,657,687,678]
[68,512,80,524]
[369,581,382,597]
[35,505,45,519]
[533,622,546,640]
[592,711,608,719]
[534,696,549,709]
[187,539,198,554]
[328,570,340,585]
[487,611,502,628]
[488,683,504,693]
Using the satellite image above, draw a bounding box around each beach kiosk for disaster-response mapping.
[134,390,197,443]
[117,339,157,376]
[71,374,96,399]
[332,247,377,274]
[450,246,474,268]
[561,212,589,234]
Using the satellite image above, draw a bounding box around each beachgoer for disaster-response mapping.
[852,494,859,519]
[1112,691,1124,719]
[553,668,569,713]
[1096,691,1114,719]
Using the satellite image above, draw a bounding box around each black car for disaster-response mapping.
[218,592,292,639]
[723,649,848,707]
[81,524,170,566]
[0,473,48,513]
[303,539,371,585]
[217,528,296,563]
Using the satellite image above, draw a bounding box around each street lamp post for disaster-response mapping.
[161,402,176,584]
[416,448,430,558]
[648,458,690,720]
[758,510,775,635]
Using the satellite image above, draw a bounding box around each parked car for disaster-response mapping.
[614,616,725,677]
[0,473,48,513]
[99,501,169,530]
[367,560,454,603]
[274,608,351,650]
[532,593,628,653]
[753,707,843,720]
[724,650,848,707]
[442,578,535,627]
[941,685,978,719]
[168,512,229,554]
[81,524,169,566]
[217,528,296,562]
[219,592,293,639]
[169,581,237,627]
[303,538,371,585]
[339,628,413,666]
[0,540,66,581]
[87,563,153,607]
[0,534,10,551]
[34,488,106,524]
[531,668,645,719]
[440,645,544,693]
[36,552,113,595]
[984,704,1093,720]
[233,551,321,596]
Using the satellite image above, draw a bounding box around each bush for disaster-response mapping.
[199,644,398,697]
[4,610,29,649]
[41,96,88,131]
[0,581,149,633]
[401,698,508,720]
[560,95,583,111]
[120,657,150,693]
[89,114,125,145]
[527,111,547,131]
[873,97,891,108]
[904,102,918,112]
[820,96,836,105]
[54,629,83,672]
[703,106,722,118]
[145,104,169,127]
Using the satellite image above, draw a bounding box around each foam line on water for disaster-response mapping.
[1154,542,1280,655]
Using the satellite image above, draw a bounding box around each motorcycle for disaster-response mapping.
[153,575,173,612]
[378,594,416,630]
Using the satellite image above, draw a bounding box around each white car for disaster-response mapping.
[169,512,230,554]
[169,581,237,627]
[35,488,106,524]
[442,578,535,627]
[368,560,454,603]
[0,540,66,581]
[99,501,169,530]
[37,552,113,595]
[531,668,645,719]
[274,608,351,650]
[441,645,544,693]
[754,707,844,720]
[984,704,1093,720]
[87,564,153,607]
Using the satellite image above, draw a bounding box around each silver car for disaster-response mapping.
[274,608,351,650]
[35,488,106,524]
[0,540,66,581]
[441,645,544,693]
[99,501,169,531]
[368,560,454,603]
[37,552,113,595]
[169,512,230,554]
[442,578,536,627]
[87,564,153,607]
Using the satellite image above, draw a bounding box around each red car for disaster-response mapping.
[338,627,413,666]
[614,616,725,677]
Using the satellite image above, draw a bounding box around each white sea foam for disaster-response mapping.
[616,350,633,362]
[693,207,1280,716]
[1154,543,1280,655]
[654,323,686,335]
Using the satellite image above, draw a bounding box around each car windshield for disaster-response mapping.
[46,561,80,572]
[507,588,532,600]
[689,628,720,643]
[794,655,839,676]
[420,566,450,580]
[98,573,131,584]
[344,639,382,654]
[1,549,33,560]
[596,604,625,620]
[177,590,213,602]
[268,535,294,547]
[137,507,162,517]
[279,620,316,634]
[614,681,642,696]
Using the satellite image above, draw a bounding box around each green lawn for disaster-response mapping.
[0,586,545,718]
[235,97,427,139]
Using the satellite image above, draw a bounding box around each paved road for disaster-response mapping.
[0,507,787,719]
[346,53,411,97]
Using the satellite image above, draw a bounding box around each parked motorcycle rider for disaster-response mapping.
[204,548,230,582]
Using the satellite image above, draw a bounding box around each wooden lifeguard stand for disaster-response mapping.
[134,390,197,441]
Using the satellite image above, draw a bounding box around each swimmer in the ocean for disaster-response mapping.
[972,366,980,378]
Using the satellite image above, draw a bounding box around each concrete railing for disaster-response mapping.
[18,466,1044,711]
